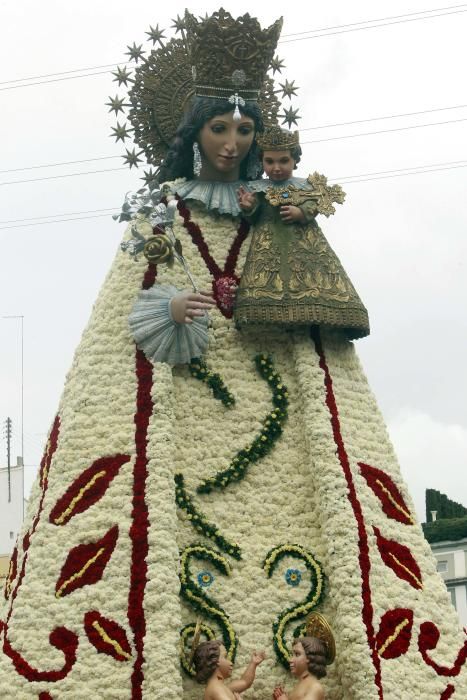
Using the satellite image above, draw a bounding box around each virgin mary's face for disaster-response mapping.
[197,111,255,182]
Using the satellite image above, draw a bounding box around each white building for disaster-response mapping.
[431,537,467,628]
[0,457,25,585]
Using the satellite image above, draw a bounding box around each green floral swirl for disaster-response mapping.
[189,358,235,407]
[175,474,241,560]
[180,544,237,675]
[262,544,325,669]
[197,355,289,495]
[180,621,216,677]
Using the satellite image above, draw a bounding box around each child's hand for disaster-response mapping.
[280,205,305,224]
[273,686,288,700]
[237,186,257,212]
[251,650,266,666]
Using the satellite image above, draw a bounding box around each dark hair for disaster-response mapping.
[295,637,327,679]
[158,96,264,183]
[259,143,302,169]
[193,640,222,683]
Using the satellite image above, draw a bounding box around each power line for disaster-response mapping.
[2,102,466,176]
[1,113,466,185]
[0,207,119,224]
[2,5,465,89]
[334,161,467,184]
[301,116,467,145]
[1,102,465,176]
[1,158,466,230]
[281,4,467,36]
[0,155,120,174]
[301,103,467,131]
[0,63,130,86]
[279,7,467,43]
[0,70,113,92]
[0,167,127,187]
[0,213,117,231]
[332,158,467,181]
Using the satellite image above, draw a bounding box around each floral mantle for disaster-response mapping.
[1,200,466,699]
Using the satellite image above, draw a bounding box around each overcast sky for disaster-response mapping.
[0,0,466,522]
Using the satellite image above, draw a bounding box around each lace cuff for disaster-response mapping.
[128,284,209,366]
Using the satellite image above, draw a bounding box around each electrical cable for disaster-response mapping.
[279,7,467,43]
[2,115,466,186]
[1,159,466,230]
[1,5,465,89]
[301,116,467,144]
[0,155,120,174]
[0,102,465,175]
[332,158,467,181]
[0,213,118,230]
[0,207,120,224]
[280,4,467,36]
[0,167,127,187]
[301,103,467,131]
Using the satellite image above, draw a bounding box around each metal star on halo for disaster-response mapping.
[171,15,186,33]
[125,43,145,63]
[281,106,301,128]
[122,148,144,169]
[280,80,299,99]
[141,168,159,188]
[110,121,132,143]
[270,55,286,74]
[106,95,127,115]
[145,24,166,45]
[112,65,132,86]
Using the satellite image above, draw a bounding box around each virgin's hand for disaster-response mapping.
[170,290,215,324]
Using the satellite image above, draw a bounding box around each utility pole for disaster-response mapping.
[2,315,24,516]
[4,417,12,502]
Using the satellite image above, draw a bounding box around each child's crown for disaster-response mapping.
[256,125,300,151]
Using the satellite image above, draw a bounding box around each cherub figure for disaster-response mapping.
[193,639,266,700]
[272,637,327,700]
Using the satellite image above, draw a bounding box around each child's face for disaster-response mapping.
[217,644,233,679]
[289,643,308,678]
[262,150,295,181]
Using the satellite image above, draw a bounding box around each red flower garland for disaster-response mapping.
[1,416,80,683]
[418,621,467,677]
[440,686,456,699]
[311,328,383,699]
[127,259,157,698]
[176,198,250,318]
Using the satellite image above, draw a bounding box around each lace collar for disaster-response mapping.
[170,179,253,217]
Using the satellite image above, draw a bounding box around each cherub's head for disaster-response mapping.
[256,126,302,182]
[290,637,327,679]
[193,640,233,683]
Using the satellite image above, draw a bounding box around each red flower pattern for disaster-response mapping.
[418,621,467,676]
[374,527,423,590]
[375,608,414,659]
[55,525,119,598]
[49,454,130,526]
[84,610,132,662]
[359,462,414,525]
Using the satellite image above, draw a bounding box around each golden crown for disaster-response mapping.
[256,125,300,151]
[185,9,283,101]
